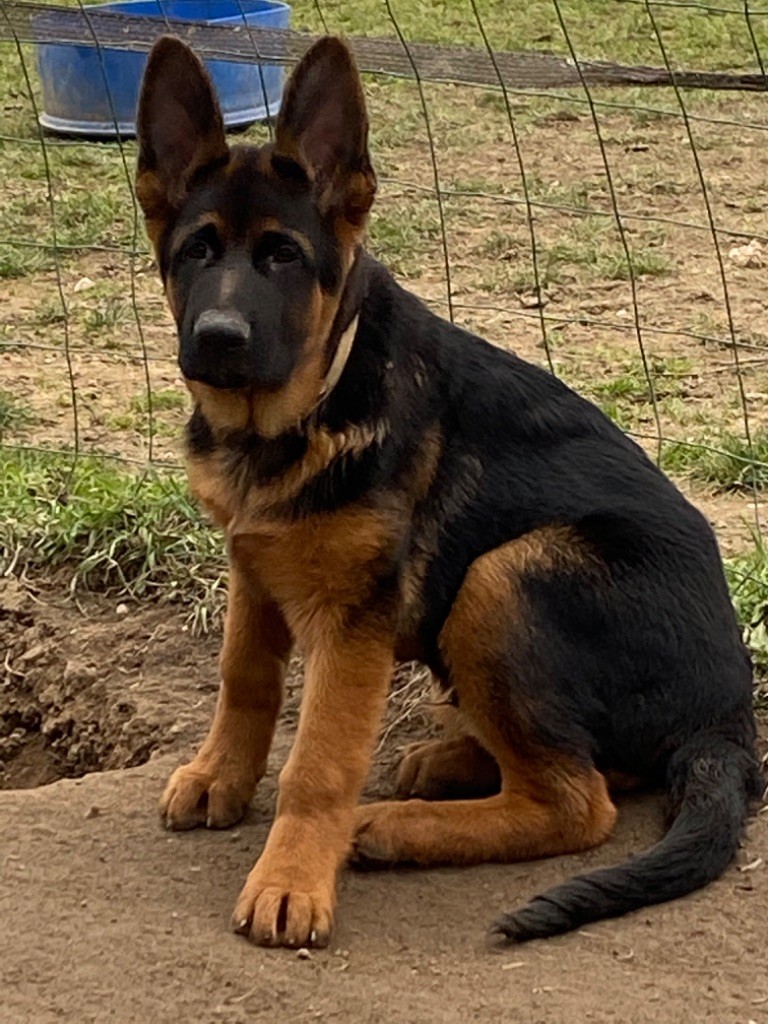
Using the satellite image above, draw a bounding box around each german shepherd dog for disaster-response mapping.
[135,35,761,949]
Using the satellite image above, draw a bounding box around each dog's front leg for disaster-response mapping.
[232,625,393,948]
[161,557,292,830]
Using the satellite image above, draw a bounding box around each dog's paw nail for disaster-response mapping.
[310,930,318,944]
[234,918,250,934]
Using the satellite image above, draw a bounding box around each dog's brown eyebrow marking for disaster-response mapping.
[169,211,226,257]
[258,217,316,262]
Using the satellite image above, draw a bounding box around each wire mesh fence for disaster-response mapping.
[3,0,768,650]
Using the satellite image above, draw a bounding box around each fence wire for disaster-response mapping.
[2,0,768,631]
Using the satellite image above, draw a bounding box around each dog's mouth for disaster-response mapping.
[180,357,254,392]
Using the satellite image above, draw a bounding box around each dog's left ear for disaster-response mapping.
[273,37,376,224]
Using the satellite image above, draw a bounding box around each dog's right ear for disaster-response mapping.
[135,37,228,245]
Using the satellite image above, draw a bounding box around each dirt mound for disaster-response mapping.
[0,579,218,789]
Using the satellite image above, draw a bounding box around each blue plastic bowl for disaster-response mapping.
[35,0,290,138]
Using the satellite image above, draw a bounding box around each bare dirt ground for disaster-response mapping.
[2,576,767,1024]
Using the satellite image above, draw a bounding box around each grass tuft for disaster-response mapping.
[0,451,225,633]
[544,218,672,282]
[726,538,768,698]
[661,431,768,492]
[368,201,442,278]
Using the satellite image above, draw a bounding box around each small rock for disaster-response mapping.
[612,948,635,962]
[519,292,546,310]
[73,276,95,293]
[0,579,30,613]
[296,947,312,960]
[728,240,764,269]
[116,603,129,616]
[20,644,45,664]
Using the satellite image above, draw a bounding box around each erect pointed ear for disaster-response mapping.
[135,36,229,239]
[272,37,376,224]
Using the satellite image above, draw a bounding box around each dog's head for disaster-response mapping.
[135,35,376,438]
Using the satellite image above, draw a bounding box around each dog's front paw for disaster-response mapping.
[160,759,256,830]
[232,857,335,948]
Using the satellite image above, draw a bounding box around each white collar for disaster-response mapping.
[314,314,359,408]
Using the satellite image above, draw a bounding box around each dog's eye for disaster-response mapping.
[269,241,301,265]
[183,238,211,261]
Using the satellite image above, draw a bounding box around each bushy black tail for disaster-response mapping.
[493,736,763,943]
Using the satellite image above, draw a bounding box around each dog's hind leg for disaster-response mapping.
[352,529,617,866]
[353,764,615,868]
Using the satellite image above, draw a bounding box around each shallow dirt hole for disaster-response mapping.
[1,580,165,790]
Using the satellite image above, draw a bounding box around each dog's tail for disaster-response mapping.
[492,733,762,943]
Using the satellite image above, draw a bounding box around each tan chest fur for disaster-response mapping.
[187,448,403,644]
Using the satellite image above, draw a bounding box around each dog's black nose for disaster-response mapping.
[192,309,250,349]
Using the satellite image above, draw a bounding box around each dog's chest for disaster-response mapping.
[189,453,402,614]
[187,451,442,657]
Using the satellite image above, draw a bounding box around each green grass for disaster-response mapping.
[559,354,694,430]
[368,201,442,277]
[592,355,692,400]
[0,0,758,296]
[290,0,768,68]
[34,300,67,327]
[480,218,673,293]
[1,0,763,249]
[726,539,768,686]
[0,242,45,279]
[526,174,593,211]
[545,218,673,282]
[131,389,187,414]
[662,431,768,492]
[0,451,225,632]
[82,297,134,335]
[108,389,188,437]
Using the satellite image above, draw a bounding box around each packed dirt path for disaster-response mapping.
[2,583,767,1024]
